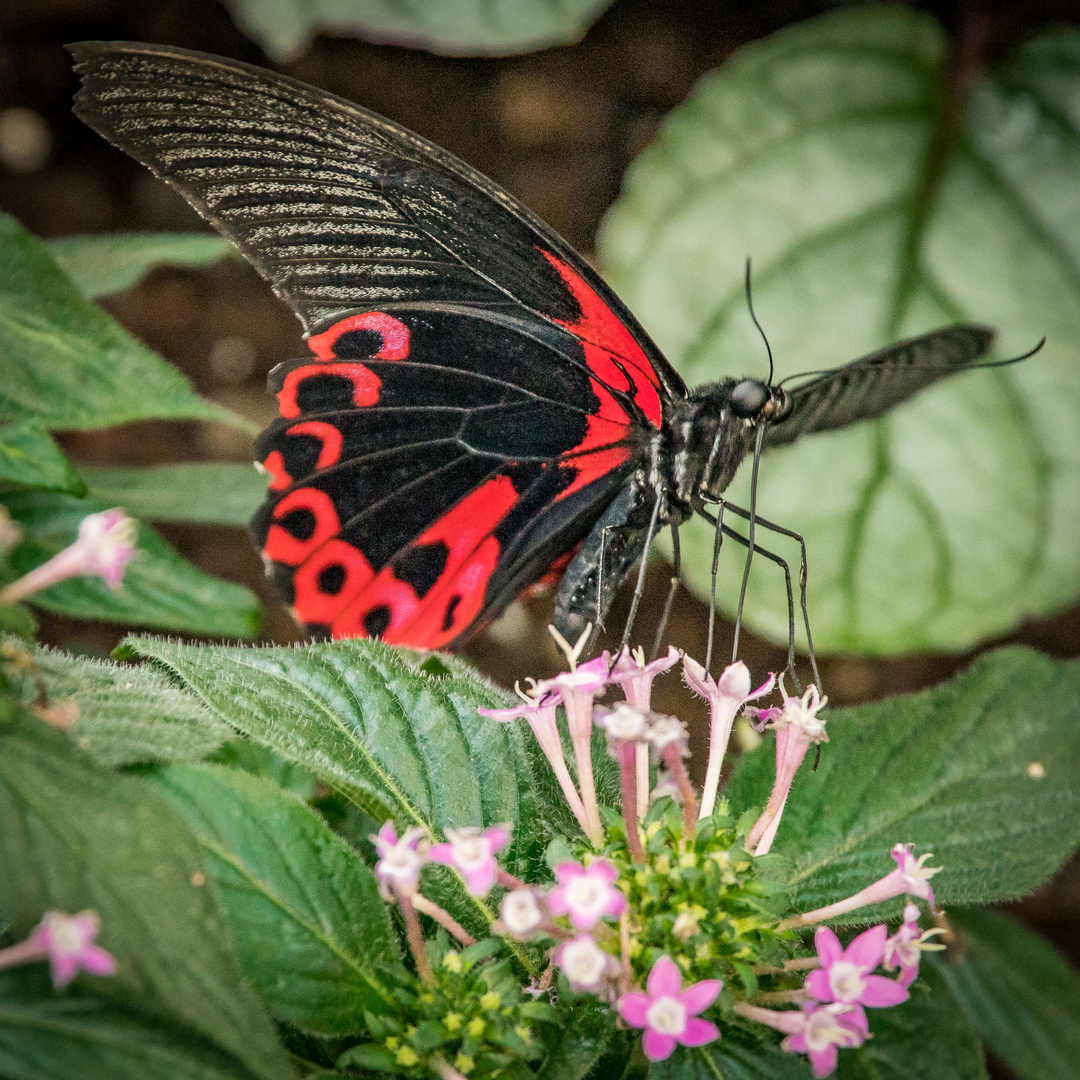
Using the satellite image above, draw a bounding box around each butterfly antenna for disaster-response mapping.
[732,423,766,664]
[972,336,1046,369]
[745,257,775,386]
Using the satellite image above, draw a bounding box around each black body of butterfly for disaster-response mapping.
[69,42,995,654]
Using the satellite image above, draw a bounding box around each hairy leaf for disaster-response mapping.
[46,232,232,299]
[933,907,1080,1080]
[82,463,266,527]
[221,0,613,61]
[1,491,260,638]
[601,7,1080,653]
[0,419,85,495]
[3,639,230,766]
[0,213,246,432]
[726,648,1080,915]
[0,717,293,1080]
[157,763,400,1034]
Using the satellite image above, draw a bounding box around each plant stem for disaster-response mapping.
[413,893,476,946]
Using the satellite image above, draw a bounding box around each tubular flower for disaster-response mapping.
[0,508,137,603]
[428,825,511,897]
[0,910,117,989]
[683,657,775,820]
[737,1000,869,1078]
[882,903,946,987]
[805,926,909,1009]
[547,859,626,930]
[745,682,828,855]
[617,954,721,1061]
[372,821,428,899]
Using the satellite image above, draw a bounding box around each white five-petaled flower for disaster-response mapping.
[372,821,428,899]
[547,859,626,930]
[596,702,648,743]
[499,889,544,939]
[556,934,615,991]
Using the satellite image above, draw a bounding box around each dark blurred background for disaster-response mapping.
[2,3,1079,1066]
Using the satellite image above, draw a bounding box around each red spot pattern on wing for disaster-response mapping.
[263,487,340,565]
[287,420,344,468]
[277,363,381,419]
[262,450,292,492]
[325,476,519,648]
[307,311,410,361]
[540,251,664,429]
[291,539,374,626]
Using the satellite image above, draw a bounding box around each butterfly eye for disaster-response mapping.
[729,379,769,417]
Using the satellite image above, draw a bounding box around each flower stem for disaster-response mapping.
[635,742,649,819]
[618,742,645,863]
[753,988,810,1005]
[0,938,46,971]
[395,889,434,984]
[412,893,476,946]
[431,1055,469,1080]
[663,745,699,841]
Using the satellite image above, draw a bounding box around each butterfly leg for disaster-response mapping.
[720,501,820,688]
[620,489,664,653]
[650,525,680,661]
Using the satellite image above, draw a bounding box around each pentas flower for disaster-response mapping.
[745,682,828,855]
[609,645,681,712]
[805,925,909,1009]
[883,903,946,987]
[547,859,626,930]
[783,843,943,928]
[556,934,616,992]
[0,910,117,989]
[480,686,590,838]
[617,954,721,1061]
[372,821,428,899]
[428,825,510,897]
[737,1001,868,1078]
[684,657,775,820]
[0,509,137,604]
[498,889,544,939]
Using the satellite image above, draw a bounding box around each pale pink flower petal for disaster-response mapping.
[680,979,722,1014]
[681,1017,721,1047]
[642,1030,678,1061]
[617,992,651,1027]
[846,924,888,968]
[427,826,509,897]
[860,974,910,1007]
[547,859,625,929]
[646,954,682,998]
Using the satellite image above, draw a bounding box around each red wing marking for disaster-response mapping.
[287,420,344,469]
[540,251,664,429]
[277,363,381,419]
[291,539,374,625]
[329,476,518,649]
[263,487,340,566]
[262,450,292,492]
[307,311,410,361]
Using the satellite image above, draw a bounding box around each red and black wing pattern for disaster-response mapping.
[70,41,684,647]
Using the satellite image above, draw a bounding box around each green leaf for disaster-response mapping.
[600,7,1080,654]
[837,964,987,1079]
[536,997,617,1080]
[0,213,249,432]
[156,763,400,1034]
[1,491,260,638]
[221,0,613,61]
[0,967,253,1080]
[4,639,231,766]
[0,603,36,641]
[46,233,233,299]
[82,463,267,527]
[650,1037,812,1079]
[933,907,1080,1080]
[0,717,294,1080]
[0,419,85,495]
[726,648,1080,915]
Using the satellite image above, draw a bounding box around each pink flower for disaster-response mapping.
[428,825,510,896]
[547,860,626,930]
[0,911,118,989]
[609,645,680,712]
[480,688,590,838]
[883,903,946,987]
[498,889,543,939]
[372,821,428,899]
[617,954,721,1061]
[556,934,616,991]
[886,843,942,912]
[743,999,869,1077]
[1,509,137,605]
[805,925,909,1009]
[684,657,775,819]
[745,682,828,855]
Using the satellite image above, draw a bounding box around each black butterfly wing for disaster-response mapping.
[70,41,677,648]
[764,325,995,448]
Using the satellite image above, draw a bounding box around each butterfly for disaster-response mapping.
[70,41,1000,659]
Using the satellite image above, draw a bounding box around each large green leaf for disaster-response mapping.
[222,0,612,60]
[157,763,400,1034]
[4,639,230,767]
[1,491,260,638]
[0,716,293,1080]
[726,648,1080,916]
[82,463,266,527]
[600,7,1080,654]
[651,1036,812,1079]
[46,233,233,299]
[0,213,248,432]
[836,965,987,1079]
[122,637,545,878]
[0,419,85,495]
[933,907,1080,1080]
[0,968,252,1080]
